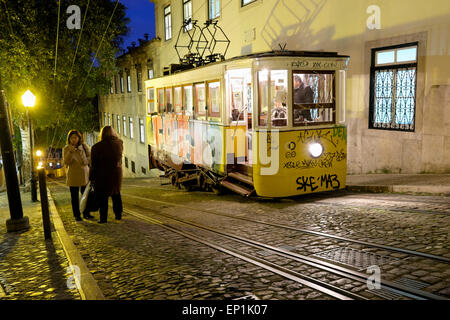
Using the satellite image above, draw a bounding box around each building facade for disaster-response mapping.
[98,38,161,177]
[150,0,450,174]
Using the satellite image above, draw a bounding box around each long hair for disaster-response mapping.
[99,126,118,141]
[67,130,83,147]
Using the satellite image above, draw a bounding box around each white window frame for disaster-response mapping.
[122,115,127,136]
[129,117,134,139]
[127,73,132,93]
[164,5,172,40]
[183,0,193,32]
[209,0,220,20]
[139,119,145,144]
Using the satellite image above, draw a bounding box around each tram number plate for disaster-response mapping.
[296,174,341,192]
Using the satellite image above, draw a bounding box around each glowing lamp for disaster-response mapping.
[22,90,36,108]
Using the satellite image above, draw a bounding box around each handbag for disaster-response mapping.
[80,181,100,213]
[79,182,91,213]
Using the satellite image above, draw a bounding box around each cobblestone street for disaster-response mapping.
[0,192,81,300]
[46,176,450,300]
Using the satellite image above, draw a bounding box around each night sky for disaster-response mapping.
[120,0,156,50]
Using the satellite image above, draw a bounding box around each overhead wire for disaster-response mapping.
[1,0,15,38]
[52,0,121,150]
[47,0,91,160]
[46,0,62,162]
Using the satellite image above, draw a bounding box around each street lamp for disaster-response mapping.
[0,75,29,232]
[22,90,37,202]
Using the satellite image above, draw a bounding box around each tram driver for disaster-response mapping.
[293,74,313,122]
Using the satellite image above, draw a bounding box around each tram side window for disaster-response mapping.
[258,70,269,127]
[174,86,182,114]
[165,88,173,113]
[292,72,334,126]
[147,88,155,114]
[194,83,206,118]
[270,70,288,127]
[208,81,220,119]
[157,88,164,113]
[183,85,193,116]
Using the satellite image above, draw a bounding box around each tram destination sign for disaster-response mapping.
[290,59,348,70]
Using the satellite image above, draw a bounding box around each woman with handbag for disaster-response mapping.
[89,126,123,223]
[63,130,94,221]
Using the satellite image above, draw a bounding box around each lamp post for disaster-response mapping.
[22,90,37,202]
[0,75,29,232]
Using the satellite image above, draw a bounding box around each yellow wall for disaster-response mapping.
[152,0,450,173]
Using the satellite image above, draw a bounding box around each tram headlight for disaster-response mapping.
[308,143,323,158]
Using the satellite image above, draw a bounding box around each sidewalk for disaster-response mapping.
[346,174,450,196]
[0,190,82,300]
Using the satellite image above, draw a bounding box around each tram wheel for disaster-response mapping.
[212,184,223,195]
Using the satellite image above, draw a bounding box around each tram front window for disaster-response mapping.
[270,70,288,127]
[293,72,335,126]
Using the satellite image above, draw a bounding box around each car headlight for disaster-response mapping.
[308,143,323,158]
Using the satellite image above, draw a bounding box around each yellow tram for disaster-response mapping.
[145,51,349,197]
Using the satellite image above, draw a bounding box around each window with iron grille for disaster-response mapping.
[369,43,418,131]
[183,0,192,32]
[164,5,172,40]
[131,161,135,173]
[125,157,128,168]
[117,115,121,134]
[141,167,147,174]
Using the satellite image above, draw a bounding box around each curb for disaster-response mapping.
[346,185,450,196]
[47,188,105,300]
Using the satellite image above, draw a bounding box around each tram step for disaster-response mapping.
[228,172,253,186]
[221,180,254,197]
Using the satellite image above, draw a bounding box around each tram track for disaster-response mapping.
[46,179,447,300]
[47,179,450,264]
[120,201,446,300]
[124,183,450,216]
[120,192,450,265]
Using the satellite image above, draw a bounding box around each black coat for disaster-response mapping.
[89,136,123,196]
[294,84,314,104]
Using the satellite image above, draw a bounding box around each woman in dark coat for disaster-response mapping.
[90,126,123,223]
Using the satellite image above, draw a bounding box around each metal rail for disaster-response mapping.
[121,204,446,300]
[46,180,447,300]
[120,192,450,264]
[123,208,363,300]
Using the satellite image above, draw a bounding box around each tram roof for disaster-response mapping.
[231,50,350,60]
[152,50,350,80]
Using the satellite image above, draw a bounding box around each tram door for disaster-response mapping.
[228,69,253,166]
